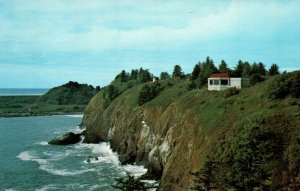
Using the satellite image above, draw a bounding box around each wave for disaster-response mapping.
[77,142,120,166]
[64,114,83,118]
[122,164,148,177]
[17,151,94,176]
[36,141,48,146]
[35,184,59,191]
[78,143,148,177]
[17,151,33,161]
[17,151,48,165]
[35,183,102,191]
[39,165,95,176]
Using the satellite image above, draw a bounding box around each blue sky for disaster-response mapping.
[0,0,299,88]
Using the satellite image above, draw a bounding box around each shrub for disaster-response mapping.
[192,115,296,190]
[250,74,265,86]
[224,87,239,97]
[267,71,300,99]
[112,173,158,191]
[138,82,163,106]
[187,81,197,90]
[102,85,120,108]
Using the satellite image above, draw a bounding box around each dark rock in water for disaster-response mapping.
[86,156,99,163]
[82,134,102,143]
[48,132,81,145]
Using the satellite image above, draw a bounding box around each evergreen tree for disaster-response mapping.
[250,62,259,75]
[257,62,267,76]
[233,60,244,77]
[107,85,119,101]
[119,70,129,82]
[198,57,217,86]
[95,86,101,91]
[130,69,139,80]
[160,72,170,80]
[138,83,163,105]
[219,60,229,73]
[191,63,201,81]
[172,65,185,78]
[268,64,280,76]
[139,68,152,83]
[242,61,251,77]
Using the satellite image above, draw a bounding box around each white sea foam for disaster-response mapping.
[42,149,75,160]
[17,151,33,161]
[65,114,83,118]
[17,151,94,176]
[79,143,148,177]
[122,164,148,177]
[36,141,48,146]
[78,142,120,166]
[39,165,95,176]
[35,184,59,191]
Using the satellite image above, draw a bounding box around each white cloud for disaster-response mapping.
[0,1,299,53]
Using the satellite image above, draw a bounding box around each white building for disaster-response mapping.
[208,73,250,91]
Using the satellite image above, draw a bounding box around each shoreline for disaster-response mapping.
[0,112,84,118]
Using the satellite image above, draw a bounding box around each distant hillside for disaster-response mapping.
[0,81,99,117]
[40,81,99,105]
[82,68,300,191]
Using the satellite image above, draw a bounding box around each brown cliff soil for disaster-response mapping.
[82,74,300,190]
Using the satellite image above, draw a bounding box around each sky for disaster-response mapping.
[0,0,299,88]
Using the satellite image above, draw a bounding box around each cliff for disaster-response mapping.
[82,72,300,190]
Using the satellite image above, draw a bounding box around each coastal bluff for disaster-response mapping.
[81,71,300,190]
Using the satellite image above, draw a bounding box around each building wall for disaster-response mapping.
[241,78,250,87]
[208,77,250,91]
[229,78,242,89]
[208,78,229,91]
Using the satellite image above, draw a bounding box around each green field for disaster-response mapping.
[0,95,86,117]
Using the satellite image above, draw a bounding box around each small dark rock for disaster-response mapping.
[48,132,81,145]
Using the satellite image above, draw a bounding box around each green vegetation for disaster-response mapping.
[138,82,164,106]
[99,68,155,108]
[192,115,299,190]
[40,81,98,105]
[0,81,98,117]
[189,57,280,90]
[266,70,300,99]
[112,173,158,191]
[83,62,299,190]
[172,65,185,79]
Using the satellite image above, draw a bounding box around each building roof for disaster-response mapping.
[209,73,229,78]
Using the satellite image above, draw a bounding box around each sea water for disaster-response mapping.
[0,115,151,191]
[0,88,49,96]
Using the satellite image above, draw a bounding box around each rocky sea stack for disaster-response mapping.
[48,132,82,145]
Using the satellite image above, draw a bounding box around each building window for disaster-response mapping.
[221,79,228,85]
[210,80,213,85]
[213,80,219,85]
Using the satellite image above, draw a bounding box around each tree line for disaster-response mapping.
[101,56,282,107]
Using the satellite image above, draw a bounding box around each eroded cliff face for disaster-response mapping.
[81,78,300,190]
[81,88,209,190]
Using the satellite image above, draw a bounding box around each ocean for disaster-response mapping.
[0,115,152,191]
[0,89,49,96]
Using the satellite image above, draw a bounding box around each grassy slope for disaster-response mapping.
[83,72,300,190]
